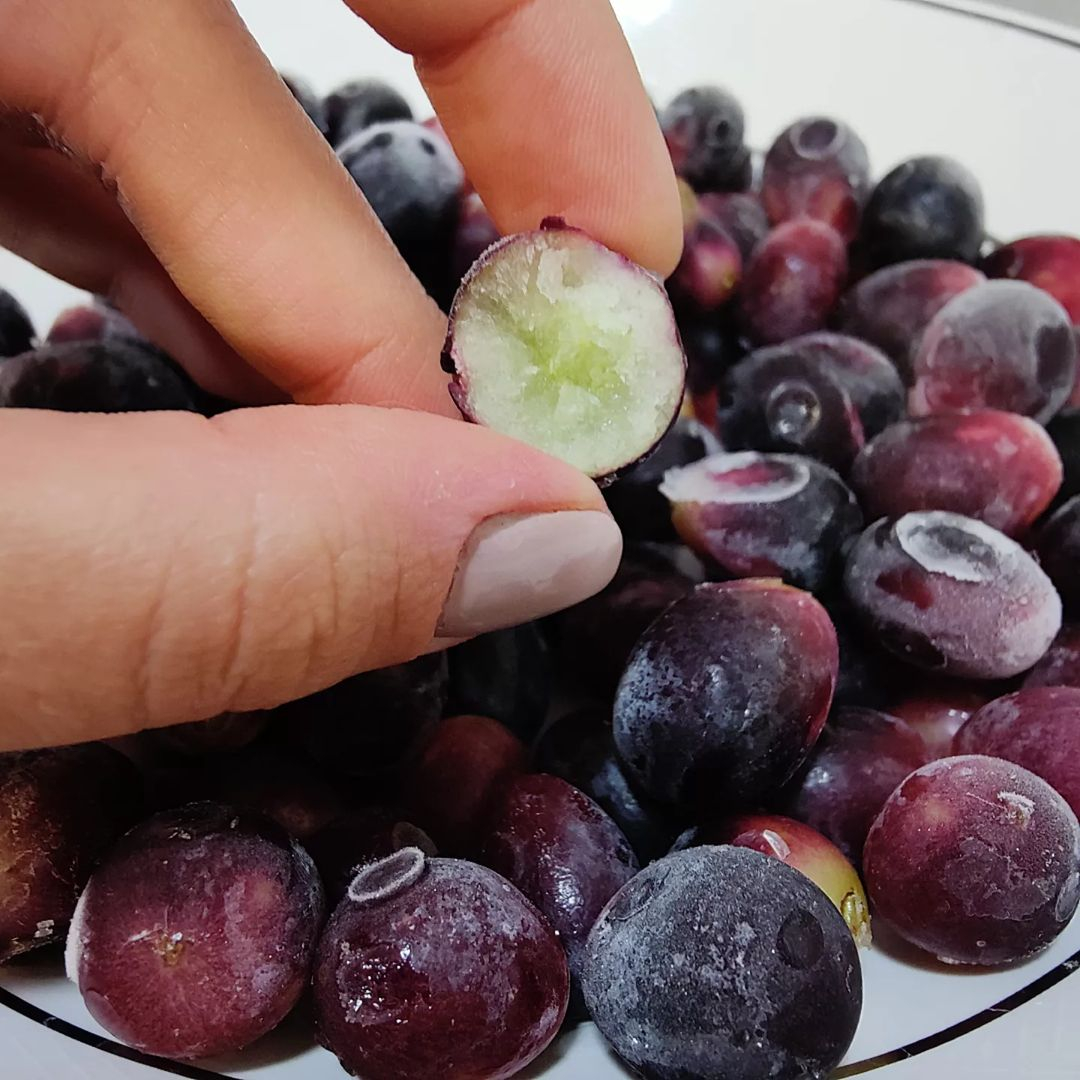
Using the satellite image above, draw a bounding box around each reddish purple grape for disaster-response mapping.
[67,802,325,1059]
[1038,495,1080,611]
[0,745,141,962]
[864,757,1080,966]
[1024,623,1080,689]
[0,288,35,358]
[614,580,838,811]
[403,715,526,856]
[983,235,1080,323]
[843,512,1062,679]
[782,707,929,864]
[452,192,500,284]
[954,688,1080,818]
[910,281,1078,423]
[697,191,770,261]
[46,302,142,347]
[481,774,638,1002]
[890,681,995,759]
[661,86,750,194]
[850,411,1063,538]
[152,711,269,757]
[313,852,568,1080]
[720,332,905,472]
[739,221,848,345]
[838,260,985,381]
[668,217,742,315]
[662,451,862,591]
[762,117,870,241]
[582,846,862,1080]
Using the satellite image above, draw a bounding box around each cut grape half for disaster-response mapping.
[443,220,687,483]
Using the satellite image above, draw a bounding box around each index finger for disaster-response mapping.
[346,0,684,278]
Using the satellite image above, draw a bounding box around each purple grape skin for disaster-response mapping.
[982,235,1080,323]
[842,512,1062,679]
[698,192,770,261]
[720,332,905,472]
[761,117,871,241]
[890,681,995,760]
[850,411,1063,538]
[864,757,1080,966]
[614,580,838,812]
[910,281,1078,423]
[739,221,848,345]
[0,745,142,962]
[0,288,35,358]
[324,78,413,147]
[480,773,638,1006]
[661,86,750,194]
[67,802,325,1060]
[582,846,862,1080]
[1048,408,1080,504]
[1038,496,1080,612]
[313,855,568,1080]
[1024,624,1080,690]
[782,708,930,864]
[663,451,863,592]
[954,688,1080,818]
[838,260,985,382]
[668,217,743,315]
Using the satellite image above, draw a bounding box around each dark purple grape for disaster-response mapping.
[910,281,1077,423]
[1048,408,1080,503]
[680,315,745,432]
[532,708,678,865]
[829,602,906,710]
[324,78,413,146]
[404,715,527,856]
[697,192,770,261]
[614,580,838,811]
[67,802,325,1059]
[313,852,568,1080]
[720,332,905,472]
[1038,495,1080,611]
[280,72,329,138]
[46,302,142,347]
[782,707,930,864]
[668,218,742,315]
[891,681,995,760]
[0,340,198,412]
[762,117,871,241]
[864,757,1080,966]
[661,86,750,194]
[582,846,862,1080]
[954,688,1080,818]
[604,417,721,542]
[851,411,1063,538]
[446,622,551,741]
[452,192,500,284]
[983,235,1080,322]
[861,156,985,266]
[0,745,141,962]
[1024,623,1080,690]
[662,451,862,591]
[838,260,985,382]
[152,711,269,757]
[481,773,638,1006]
[0,288,35,358]
[843,512,1062,678]
[279,653,448,780]
[739,221,848,345]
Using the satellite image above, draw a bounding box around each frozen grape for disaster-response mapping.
[910,281,1077,423]
[452,192,501,284]
[582,846,862,1080]
[828,599,906,710]
[891,681,995,759]
[614,580,837,810]
[0,288,35,358]
[739,220,848,345]
[1038,495,1080,611]
[762,117,871,240]
[661,86,750,194]
[843,512,1062,678]
[697,191,770,261]
[152,711,269,757]
[983,235,1080,322]
[313,852,568,1080]
[782,707,930,864]
[838,260,985,381]
[680,315,745,431]
[324,78,412,146]
[661,451,862,591]
[679,814,871,946]
[864,757,1080,966]
[67,802,325,1059]
[0,745,141,962]
[46,302,142,347]
[954,688,1080,817]
[668,217,743,315]
[1048,408,1080,503]
[851,411,1063,537]
[1024,623,1080,689]
[481,774,638,1004]
[404,715,526,856]
[444,221,686,482]
[861,156,985,266]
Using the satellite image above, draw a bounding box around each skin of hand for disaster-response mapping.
[0,0,683,751]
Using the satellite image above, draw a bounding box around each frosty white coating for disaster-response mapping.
[660,451,811,505]
[895,510,1020,583]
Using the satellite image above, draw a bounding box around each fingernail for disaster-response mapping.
[438,511,623,638]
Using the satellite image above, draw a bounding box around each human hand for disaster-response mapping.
[0,0,682,750]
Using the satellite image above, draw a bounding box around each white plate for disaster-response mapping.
[3,1,1080,1077]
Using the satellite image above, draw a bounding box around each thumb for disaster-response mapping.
[0,407,621,751]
